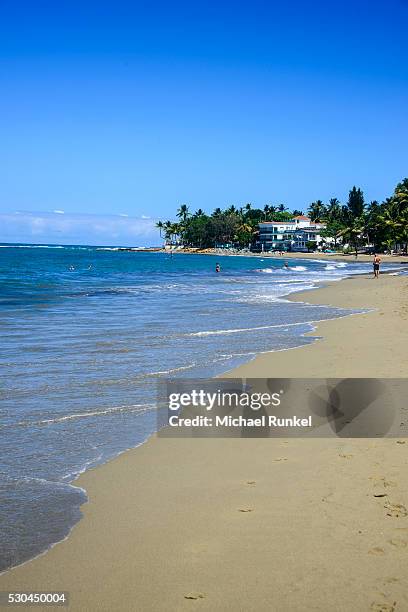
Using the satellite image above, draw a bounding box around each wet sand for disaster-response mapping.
[1,274,407,611]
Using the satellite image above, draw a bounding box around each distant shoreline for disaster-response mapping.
[3,243,408,265]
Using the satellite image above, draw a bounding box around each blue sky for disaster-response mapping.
[1,0,407,245]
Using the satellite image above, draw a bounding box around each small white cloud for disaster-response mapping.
[141,214,151,219]
[0,211,159,246]
[53,209,65,214]
[119,213,129,217]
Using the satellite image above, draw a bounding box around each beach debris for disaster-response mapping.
[370,603,396,612]
[184,592,206,600]
[272,457,288,462]
[246,480,256,485]
[396,440,406,444]
[321,491,334,504]
[368,547,385,556]
[339,453,353,458]
[238,507,254,512]
[373,494,388,498]
[384,501,408,518]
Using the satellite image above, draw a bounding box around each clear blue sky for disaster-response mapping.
[1,0,407,244]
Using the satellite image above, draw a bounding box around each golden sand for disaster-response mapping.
[1,274,407,611]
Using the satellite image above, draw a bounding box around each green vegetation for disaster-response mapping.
[156,178,408,252]
[311,179,408,255]
[156,204,293,249]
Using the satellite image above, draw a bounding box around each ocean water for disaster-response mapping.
[0,245,398,572]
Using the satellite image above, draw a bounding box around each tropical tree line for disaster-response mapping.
[156,178,408,252]
[156,203,295,249]
[310,178,408,254]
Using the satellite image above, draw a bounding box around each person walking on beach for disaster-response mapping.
[373,253,381,278]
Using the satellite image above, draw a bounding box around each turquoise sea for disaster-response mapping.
[0,244,398,572]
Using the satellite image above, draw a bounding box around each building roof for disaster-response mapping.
[293,215,311,221]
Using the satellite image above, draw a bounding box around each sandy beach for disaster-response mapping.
[1,273,408,612]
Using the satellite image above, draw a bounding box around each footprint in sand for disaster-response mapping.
[396,440,406,444]
[384,502,408,518]
[339,453,353,459]
[370,603,396,612]
[371,476,397,490]
[272,457,288,462]
[368,547,385,556]
[389,538,407,548]
[246,480,256,485]
[184,592,206,600]
[238,507,254,512]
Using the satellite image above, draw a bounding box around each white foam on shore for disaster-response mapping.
[186,321,313,337]
[16,403,155,427]
[147,363,196,376]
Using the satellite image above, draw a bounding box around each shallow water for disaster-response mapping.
[0,245,396,571]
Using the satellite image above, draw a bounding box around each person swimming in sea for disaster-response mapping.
[283,261,289,269]
[215,263,221,273]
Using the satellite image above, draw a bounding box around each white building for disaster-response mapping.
[257,216,327,252]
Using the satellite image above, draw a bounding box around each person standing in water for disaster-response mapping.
[283,261,289,270]
[373,253,381,278]
[215,263,221,273]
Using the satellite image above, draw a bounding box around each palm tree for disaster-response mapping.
[170,222,182,245]
[378,201,404,252]
[176,204,190,222]
[364,201,382,247]
[307,200,326,222]
[398,210,408,252]
[277,203,288,213]
[238,221,253,234]
[163,221,173,243]
[194,208,205,217]
[237,221,255,248]
[156,220,164,237]
[326,198,342,222]
[337,216,365,256]
[292,209,303,217]
[212,207,222,217]
[268,205,277,218]
[393,180,408,216]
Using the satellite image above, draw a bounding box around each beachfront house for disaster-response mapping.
[255,216,327,252]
